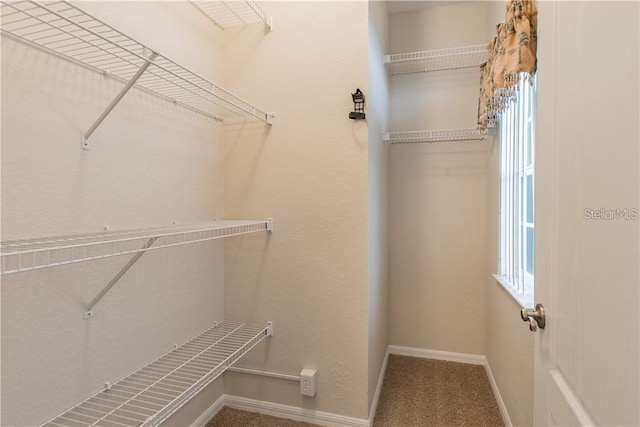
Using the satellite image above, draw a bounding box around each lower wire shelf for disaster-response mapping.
[42,320,273,427]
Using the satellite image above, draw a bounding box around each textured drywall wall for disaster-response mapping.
[388,2,489,355]
[367,0,390,415]
[482,2,534,426]
[0,3,231,425]
[221,1,371,420]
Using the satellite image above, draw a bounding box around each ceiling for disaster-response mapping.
[385,1,466,15]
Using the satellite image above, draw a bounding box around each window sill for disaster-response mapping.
[493,274,534,309]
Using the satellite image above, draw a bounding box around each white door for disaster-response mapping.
[534,1,639,426]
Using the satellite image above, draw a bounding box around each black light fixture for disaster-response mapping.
[349,88,365,120]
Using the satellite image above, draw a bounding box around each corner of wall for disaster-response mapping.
[367,0,390,415]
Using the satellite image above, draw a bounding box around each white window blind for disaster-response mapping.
[496,73,536,308]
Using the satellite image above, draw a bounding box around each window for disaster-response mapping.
[495,73,536,308]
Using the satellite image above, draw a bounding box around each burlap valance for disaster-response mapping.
[477,0,538,130]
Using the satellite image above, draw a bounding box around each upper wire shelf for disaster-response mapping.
[0,220,272,275]
[384,129,489,144]
[384,44,488,75]
[41,320,273,427]
[0,1,274,129]
[190,0,273,31]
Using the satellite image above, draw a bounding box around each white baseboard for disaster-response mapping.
[388,345,485,365]
[190,394,226,427]
[224,395,369,427]
[483,360,512,427]
[367,349,389,424]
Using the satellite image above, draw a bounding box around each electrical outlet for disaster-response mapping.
[300,369,317,397]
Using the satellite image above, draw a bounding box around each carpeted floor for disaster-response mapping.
[207,355,503,426]
[206,407,319,427]
[372,355,503,426]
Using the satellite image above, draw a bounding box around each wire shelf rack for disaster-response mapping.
[1,220,272,275]
[0,0,274,129]
[384,44,488,74]
[190,0,273,31]
[383,129,489,144]
[41,320,272,427]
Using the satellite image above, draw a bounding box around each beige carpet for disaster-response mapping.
[373,355,503,426]
[207,355,503,426]
[206,407,319,427]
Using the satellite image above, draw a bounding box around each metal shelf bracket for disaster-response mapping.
[266,321,273,336]
[82,51,159,150]
[84,237,158,318]
[266,113,275,125]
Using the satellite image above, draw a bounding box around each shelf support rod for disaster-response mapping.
[84,236,158,318]
[82,51,159,150]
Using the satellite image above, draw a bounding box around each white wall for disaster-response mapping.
[367,0,390,415]
[0,2,233,425]
[483,2,534,426]
[221,1,372,420]
[388,2,490,356]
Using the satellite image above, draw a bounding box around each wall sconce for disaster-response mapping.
[349,88,366,120]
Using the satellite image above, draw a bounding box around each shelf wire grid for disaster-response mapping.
[0,0,272,123]
[421,139,489,154]
[190,0,272,30]
[0,220,271,275]
[385,44,488,74]
[41,321,271,427]
[384,129,489,144]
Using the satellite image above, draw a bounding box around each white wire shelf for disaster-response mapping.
[383,129,489,144]
[1,220,272,275]
[190,0,273,31]
[0,0,274,134]
[41,320,273,427]
[384,44,488,75]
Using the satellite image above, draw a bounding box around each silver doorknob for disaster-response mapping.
[521,303,545,331]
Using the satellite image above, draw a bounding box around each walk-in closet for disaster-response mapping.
[2,1,638,426]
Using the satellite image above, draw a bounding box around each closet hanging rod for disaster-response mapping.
[383,129,489,144]
[0,0,275,150]
[384,44,488,74]
[190,0,273,31]
[0,219,273,275]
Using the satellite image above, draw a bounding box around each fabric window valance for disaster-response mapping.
[478,0,538,130]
